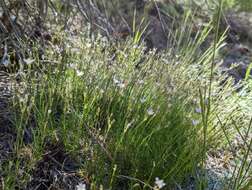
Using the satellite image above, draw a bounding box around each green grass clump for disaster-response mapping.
[2,4,252,190]
[10,37,204,189]
[0,28,235,189]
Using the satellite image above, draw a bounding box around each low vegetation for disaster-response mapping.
[0,0,252,190]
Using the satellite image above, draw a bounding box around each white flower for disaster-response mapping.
[113,77,126,88]
[155,177,166,189]
[55,46,63,54]
[138,80,144,85]
[140,97,147,103]
[118,82,126,89]
[113,77,120,84]
[47,109,52,114]
[76,183,86,190]
[76,70,84,77]
[132,44,138,49]
[86,43,92,48]
[2,58,9,66]
[147,107,155,116]
[24,58,35,65]
[10,15,16,21]
[195,107,202,113]
[69,63,76,69]
[192,120,200,126]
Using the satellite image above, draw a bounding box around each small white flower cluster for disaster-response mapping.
[154,177,166,189]
[19,94,29,104]
[76,70,84,77]
[68,63,84,77]
[138,80,144,85]
[69,63,77,69]
[140,97,147,103]
[147,107,155,116]
[76,183,86,190]
[113,77,126,89]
